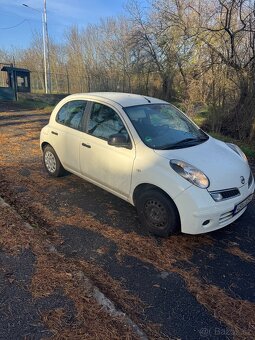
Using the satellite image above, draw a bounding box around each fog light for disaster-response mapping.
[210,192,223,202]
[202,220,210,226]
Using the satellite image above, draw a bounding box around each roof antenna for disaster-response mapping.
[143,96,151,103]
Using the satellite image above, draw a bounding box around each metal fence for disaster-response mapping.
[1,64,164,98]
[29,70,163,97]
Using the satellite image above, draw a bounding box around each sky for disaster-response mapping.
[0,0,126,51]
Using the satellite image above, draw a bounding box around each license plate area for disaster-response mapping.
[233,194,254,215]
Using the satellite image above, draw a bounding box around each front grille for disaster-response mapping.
[248,170,254,188]
[209,188,240,201]
[221,188,240,199]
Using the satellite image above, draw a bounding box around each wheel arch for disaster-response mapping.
[132,183,181,222]
[41,141,51,151]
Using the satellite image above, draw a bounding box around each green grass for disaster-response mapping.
[193,110,209,127]
[192,111,255,158]
[0,98,54,113]
[17,99,54,111]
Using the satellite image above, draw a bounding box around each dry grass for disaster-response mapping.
[0,189,165,338]
[176,269,255,340]
[32,254,140,340]
[2,179,255,339]
[1,110,255,339]
[225,247,255,263]
[0,203,163,339]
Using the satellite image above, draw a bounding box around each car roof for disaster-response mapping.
[64,92,167,108]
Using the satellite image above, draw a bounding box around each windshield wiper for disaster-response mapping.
[159,137,207,150]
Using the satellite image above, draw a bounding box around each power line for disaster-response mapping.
[0,19,28,30]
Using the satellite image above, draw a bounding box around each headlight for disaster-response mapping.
[226,143,247,162]
[170,159,209,189]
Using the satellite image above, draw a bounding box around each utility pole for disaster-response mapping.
[42,9,48,93]
[23,1,51,94]
[43,0,51,93]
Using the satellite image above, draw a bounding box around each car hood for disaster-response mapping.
[154,137,250,191]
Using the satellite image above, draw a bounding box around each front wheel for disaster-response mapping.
[135,189,180,237]
[43,145,64,177]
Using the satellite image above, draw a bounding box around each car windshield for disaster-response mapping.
[124,103,208,150]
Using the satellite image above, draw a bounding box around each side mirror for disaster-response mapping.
[108,134,131,149]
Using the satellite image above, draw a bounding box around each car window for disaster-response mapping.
[56,100,87,131]
[88,102,128,141]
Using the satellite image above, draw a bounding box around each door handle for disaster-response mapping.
[82,143,91,148]
[51,131,58,136]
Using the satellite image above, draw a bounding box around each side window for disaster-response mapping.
[56,100,87,131]
[56,103,69,124]
[88,102,128,140]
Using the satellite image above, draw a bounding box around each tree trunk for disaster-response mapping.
[162,76,172,100]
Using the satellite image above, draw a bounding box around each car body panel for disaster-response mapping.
[40,92,255,235]
[174,179,255,234]
[129,143,192,203]
[79,133,136,197]
[154,137,250,191]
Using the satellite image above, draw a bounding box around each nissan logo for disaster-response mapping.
[240,176,245,185]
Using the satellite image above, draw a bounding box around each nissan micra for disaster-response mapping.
[40,92,254,237]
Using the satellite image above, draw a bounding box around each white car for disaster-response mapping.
[40,92,254,237]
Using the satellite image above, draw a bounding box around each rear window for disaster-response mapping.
[56,100,87,131]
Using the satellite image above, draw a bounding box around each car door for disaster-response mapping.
[52,100,87,173]
[79,101,136,198]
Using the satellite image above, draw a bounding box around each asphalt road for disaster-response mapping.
[0,108,254,339]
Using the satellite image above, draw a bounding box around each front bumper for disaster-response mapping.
[174,179,255,234]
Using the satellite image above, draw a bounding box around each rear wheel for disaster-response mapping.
[43,145,64,177]
[136,189,180,237]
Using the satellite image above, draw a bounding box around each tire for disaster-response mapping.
[135,189,180,237]
[43,145,64,177]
